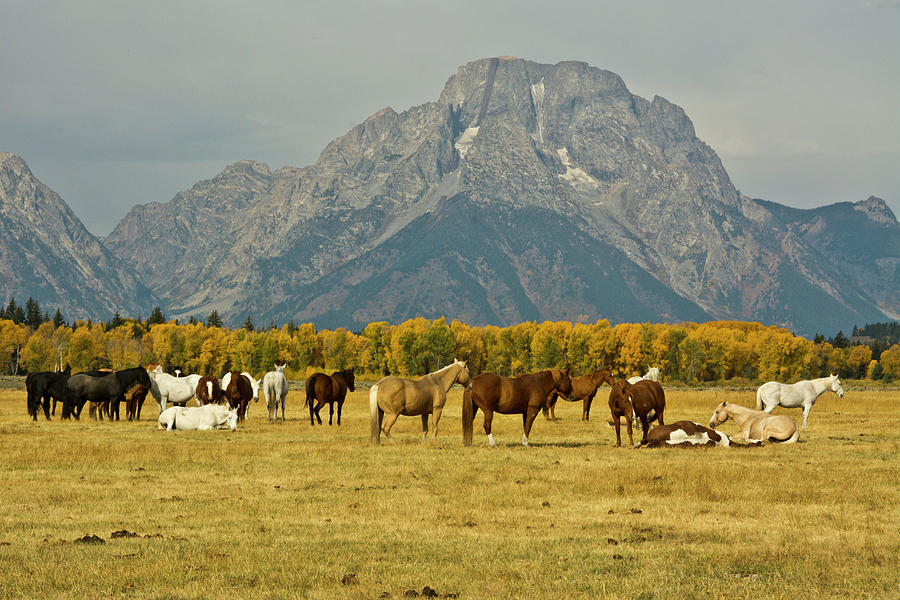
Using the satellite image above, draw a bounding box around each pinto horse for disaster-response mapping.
[307,369,355,426]
[370,360,470,443]
[462,369,572,447]
[544,368,614,421]
[63,367,152,420]
[608,378,665,447]
[756,374,843,430]
[196,375,224,406]
[25,364,71,420]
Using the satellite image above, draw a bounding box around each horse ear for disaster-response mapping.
[722,401,727,406]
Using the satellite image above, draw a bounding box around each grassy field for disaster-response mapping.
[0,384,897,599]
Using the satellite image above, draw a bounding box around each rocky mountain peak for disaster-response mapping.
[854,196,896,225]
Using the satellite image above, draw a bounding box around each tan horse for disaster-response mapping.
[543,368,615,421]
[462,369,573,447]
[369,360,471,444]
[708,401,800,444]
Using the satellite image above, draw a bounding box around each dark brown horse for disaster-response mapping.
[196,375,224,405]
[124,384,150,421]
[306,369,355,426]
[462,369,573,447]
[608,379,666,447]
[224,371,253,421]
[543,368,615,421]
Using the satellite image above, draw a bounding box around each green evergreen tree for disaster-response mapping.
[53,309,66,328]
[243,315,255,331]
[109,310,125,329]
[24,297,43,329]
[146,306,166,326]
[5,298,22,323]
[207,310,223,328]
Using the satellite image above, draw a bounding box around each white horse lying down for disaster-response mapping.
[158,404,239,431]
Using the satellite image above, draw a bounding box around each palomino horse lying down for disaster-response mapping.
[709,402,799,444]
[158,404,239,431]
[641,421,729,448]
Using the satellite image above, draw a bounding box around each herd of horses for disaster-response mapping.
[23,360,845,445]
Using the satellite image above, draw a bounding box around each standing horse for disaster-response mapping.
[544,368,615,421]
[221,372,260,418]
[756,374,843,430]
[124,384,150,421]
[63,367,152,420]
[462,369,572,447]
[26,364,70,420]
[307,369,354,426]
[370,360,471,444]
[263,364,290,422]
[709,402,799,444]
[607,379,665,447]
[147,371,202,414]
[196,375,224,406]
[627,366,661,384]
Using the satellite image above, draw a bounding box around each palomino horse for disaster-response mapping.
[544,368,615,421]
[263,364,290,422]
[709,401,799,444]
[307,369,355,426]
[462,368,573,447]
[756,374,843,430]
[607,379,665,447]
[26,364,70,420]
[370,360,471,444]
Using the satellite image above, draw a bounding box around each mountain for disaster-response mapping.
[101,57,898,336]
[0,153,158,321]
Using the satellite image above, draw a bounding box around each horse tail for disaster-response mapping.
[755,386,763,411]
[369,384,381,444]
[306,375,317,407]
[462,387,474,446]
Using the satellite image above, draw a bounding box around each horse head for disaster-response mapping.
[608,379,635,420]
[454,359,472,389]
[830,374,844,398]
[709,402,729,429]
[225,407,239,430]
[343,369,356,392]
[275,364,286,373]
[554,367,573,399]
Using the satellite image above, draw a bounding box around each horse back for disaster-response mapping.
[631,380,665,413]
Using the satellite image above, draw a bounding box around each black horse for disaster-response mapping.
[63,367,151,420]
[25,364,71,420]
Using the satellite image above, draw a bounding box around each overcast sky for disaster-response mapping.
[2,0,898,236]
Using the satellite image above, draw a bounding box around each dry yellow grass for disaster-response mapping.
[0,385,897,599]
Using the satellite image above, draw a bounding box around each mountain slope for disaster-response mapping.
[0,153,158,320]
[104,58,899,336]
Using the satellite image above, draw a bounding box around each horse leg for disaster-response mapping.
[582,394,593,421]
[801,404,811,430]
[613,418,622,447]
[638,414,650,445]
[313,400,324,425]
[523,406,541,446]
[328,401,335,426]
[483,410,496,447]
[381,411,400,443]
[431,406,443,440]
[42,393,51,420]
[281,393,286,421]
[337,399,344,427]
[421,413,429,443]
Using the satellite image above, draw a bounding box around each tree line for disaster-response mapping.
[2,309,898,382]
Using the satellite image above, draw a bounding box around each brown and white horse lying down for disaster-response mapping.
[709,402,800,444]
[640,421,729,448]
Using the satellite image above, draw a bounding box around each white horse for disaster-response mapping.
[221,371,261,417]
[627,366,660,384]
[158,404,238,431]
[148,369,202,414]
[756,374,844,430]
[262,364,289,421]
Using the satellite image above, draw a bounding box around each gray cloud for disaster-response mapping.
[1,0,897,235]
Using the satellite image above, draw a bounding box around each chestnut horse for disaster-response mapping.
[462,369,573,447]
[224,371,254,421]
[543,368,614,421]
[607,378,665,447]
[307,369,355,426]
